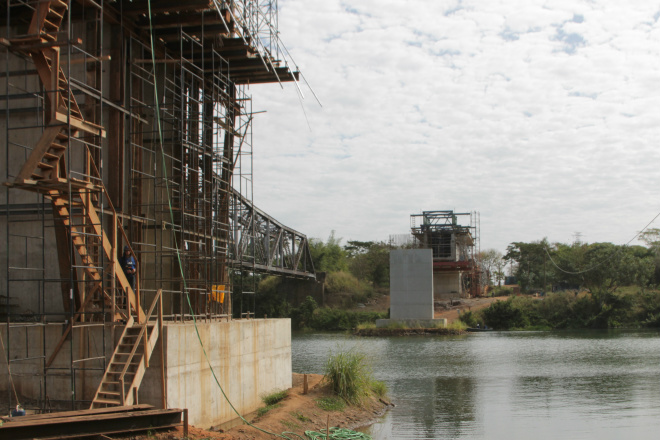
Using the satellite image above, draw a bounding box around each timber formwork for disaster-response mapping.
[0,0,306,414]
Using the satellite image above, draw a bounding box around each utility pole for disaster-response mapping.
[544,252,547,292]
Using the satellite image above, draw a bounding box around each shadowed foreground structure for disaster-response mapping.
[1,0,314,426]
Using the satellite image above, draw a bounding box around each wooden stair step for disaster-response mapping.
[51,0,69,9]
[43,19,59,30]
[98,390,121,397]
[48,9,64,20]
[93,397,121,405]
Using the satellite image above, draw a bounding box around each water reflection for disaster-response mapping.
[433,377,476,438]
[292,330,660,440]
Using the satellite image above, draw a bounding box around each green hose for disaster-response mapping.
[304,427,372,440]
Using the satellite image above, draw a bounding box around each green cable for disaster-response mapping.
[305,427,372,440]
[145,5,373,440]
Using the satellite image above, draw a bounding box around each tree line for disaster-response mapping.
[244,232,392,329]
[480,230,660,293]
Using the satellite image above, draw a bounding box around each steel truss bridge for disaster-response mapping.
[229,190,316,279]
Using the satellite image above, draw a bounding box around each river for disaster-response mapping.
[292,330,660,440]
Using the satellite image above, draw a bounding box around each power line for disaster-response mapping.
[545,209,660,275]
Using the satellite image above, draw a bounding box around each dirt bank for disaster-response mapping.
[131,373,390,440]
[434,296,503,323]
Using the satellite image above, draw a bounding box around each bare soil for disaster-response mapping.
[434,296,503,324]
[128,374,390,440]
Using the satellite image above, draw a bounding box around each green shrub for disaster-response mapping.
[262,389,288,406]
[326,271,360,294]
[458,310,479,327]
[304,307,387,331]
[258,275,281,294]
[325,349,374,405]
[482,298,528,329]
[447,319,468,331]
[491,287,512,297]
[316,396,346,411]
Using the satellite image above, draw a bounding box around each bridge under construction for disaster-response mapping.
[0,0,314,426]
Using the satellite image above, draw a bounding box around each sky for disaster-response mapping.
[247,0,660,255]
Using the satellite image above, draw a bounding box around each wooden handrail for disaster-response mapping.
[118,289,162,392]
[84,144,142,318]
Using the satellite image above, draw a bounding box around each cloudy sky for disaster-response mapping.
[247,0,660,254]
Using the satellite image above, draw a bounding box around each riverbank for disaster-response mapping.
[132,373,391,439]
[354,327,465,336]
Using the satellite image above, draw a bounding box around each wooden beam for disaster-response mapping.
[120,0,214,15]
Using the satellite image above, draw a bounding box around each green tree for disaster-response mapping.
[479,249,503,286]
[504,239,552,291]
[345,240,390,288]
[309,231,348,272]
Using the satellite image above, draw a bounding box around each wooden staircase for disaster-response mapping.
[7,0,135,319]
[91,290,163,409]
[48,187,145,321]
[10,1,104,187]
[7,0,163,410]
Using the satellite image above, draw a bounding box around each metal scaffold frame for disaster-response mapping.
[0,0,313,414]
[410,210,482,297]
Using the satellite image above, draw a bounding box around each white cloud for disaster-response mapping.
[247,0,660,253]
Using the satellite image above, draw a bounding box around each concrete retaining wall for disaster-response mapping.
[142,319,292,427]
[1,319,291,428]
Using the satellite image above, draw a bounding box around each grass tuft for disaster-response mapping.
[262,389,288,406]
[291,410,310,422]
[324,348,374,405]
[280,419,300,430]
[316,396,346,411]
[256,402,281,417]
[356,321,376,330]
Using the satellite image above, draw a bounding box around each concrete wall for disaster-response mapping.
[1,319,292,428]
[0,323,116,409]
[433,272,462,300]
[389,249,433,320]
[140,318,292,427]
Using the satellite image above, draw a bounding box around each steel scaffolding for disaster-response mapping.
[1,0,312,414]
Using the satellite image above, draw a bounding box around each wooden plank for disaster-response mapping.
[7,405,154,422]
[1,407,183,428]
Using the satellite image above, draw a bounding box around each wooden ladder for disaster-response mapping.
[91,290,163,408]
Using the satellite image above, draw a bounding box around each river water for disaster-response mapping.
[292,330,660,440]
